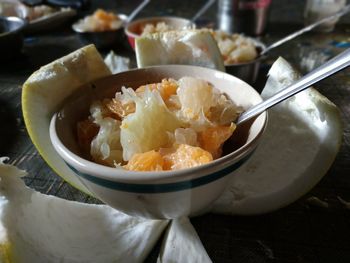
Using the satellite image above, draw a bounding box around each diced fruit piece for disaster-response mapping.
[177,77,217,119]
[212,31,258,64]
[105,98,136,119]
[124,150,164,171]
[94,9,118,22]
[173,128,198,146]
[198,124,235,159]
[120,88,185,161]
[162,144,213,170]
[208,92,242,125]
[135,30,225,71]
[136,78,178,102]
[90,102,123,166]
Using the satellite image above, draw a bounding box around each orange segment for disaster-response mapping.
[159,78,178,101]
[135,83,157,93]
[94,9,119,22]
[105,98,135,119]
[124,150,164,171]
[92,9,121,31]
[198,124,235,159]
[136,78,178,102]
[162,144,213,170]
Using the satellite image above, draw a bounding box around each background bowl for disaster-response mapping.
[124,16,195,50]
[224,37,267,85]
[49,65,267,219]
[72,14,128,50]
[0,16,26,59]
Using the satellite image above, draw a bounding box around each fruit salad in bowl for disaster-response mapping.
[212,30,266,84]
[76,76,242,170]
[72,9,128,49]
[50,64,267,219]
[212,30,261,65]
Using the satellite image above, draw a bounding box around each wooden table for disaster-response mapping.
[1,0,350,262]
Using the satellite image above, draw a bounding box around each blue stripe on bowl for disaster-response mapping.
[66,153,253,193]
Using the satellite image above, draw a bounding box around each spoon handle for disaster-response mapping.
[190,0,216,24]
[261,5,350,56]
[236,48,350,125]
[126,0,151,24]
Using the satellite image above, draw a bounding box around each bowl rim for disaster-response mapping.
[124,16,195,38]
[49,65,268,183]
[0,16,27,37]
[71,13,128,33]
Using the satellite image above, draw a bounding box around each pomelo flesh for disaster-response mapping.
[135,30,225,72]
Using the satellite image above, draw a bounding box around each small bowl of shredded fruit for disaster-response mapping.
[212,30,266,84]
[72,9,128,49]
[124,16,195,49]
[50,64,267,219]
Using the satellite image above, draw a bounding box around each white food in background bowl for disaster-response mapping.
[212,30,259,64]
[73,9,125,32]
[135,30,225,71]
[141,21,173,35]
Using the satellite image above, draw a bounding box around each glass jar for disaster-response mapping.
[217,0,272,36]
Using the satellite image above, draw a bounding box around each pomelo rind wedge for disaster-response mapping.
[22,45,112,195]
[212,57,343,215]
[135,30,225,72]
[157,217,212,263]
[0,157,169,263]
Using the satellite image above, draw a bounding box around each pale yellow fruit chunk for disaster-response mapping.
[120,88,184,161]
[124,150,164,171]
[162,144,213,170]
[22,44,112,194]
[135,30,225,72]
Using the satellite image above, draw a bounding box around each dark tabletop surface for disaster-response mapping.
[1,0,350,262]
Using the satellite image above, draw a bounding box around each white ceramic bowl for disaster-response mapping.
[49,65,267,219]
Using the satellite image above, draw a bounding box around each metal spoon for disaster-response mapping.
[191,0,216,25]
[125,0,151,24]
[260,4,350,56]
[236,48,350,125]
[183,0,217,29]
